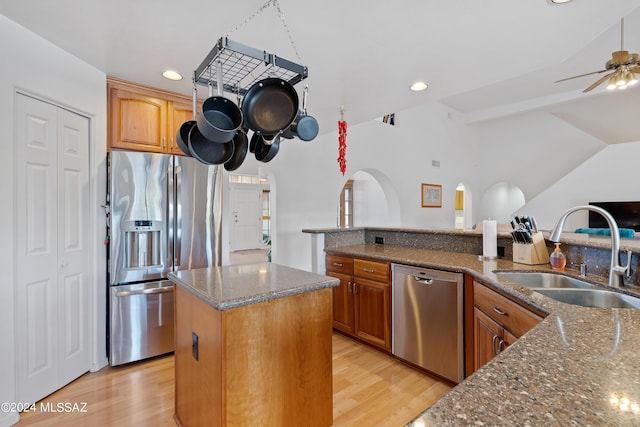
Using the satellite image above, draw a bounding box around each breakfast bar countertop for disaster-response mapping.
[325,244,640,426]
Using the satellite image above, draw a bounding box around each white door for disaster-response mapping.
[229,184,263,251]
[15,93,90,404]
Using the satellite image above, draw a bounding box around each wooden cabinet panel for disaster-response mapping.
[472,280,544,374]
[473,307,502,371]
[108,77,200,155]
[354,277,390,350]
[354,258,389,282]
[473,281,542,338]
[326,254,354,275]
[109,86,167,152]
[327,271,354,334]
[325,254,391,353]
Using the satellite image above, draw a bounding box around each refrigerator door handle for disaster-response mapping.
[174,163,182,268]
[115,285,174,297]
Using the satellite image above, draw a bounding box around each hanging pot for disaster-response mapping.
[249,131,260,153]
[188,123,234,165]
[224,129,249,171]
[176,120,196,156]
[241,78,299,135]
[196,96,243,144]
[254,133,281,163]
[282,110,319,141]
[281,85,318,141]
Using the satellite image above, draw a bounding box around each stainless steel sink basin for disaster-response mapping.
[534,288,640,309]
[495,271,597,289]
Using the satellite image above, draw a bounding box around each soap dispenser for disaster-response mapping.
[550,243,566,271]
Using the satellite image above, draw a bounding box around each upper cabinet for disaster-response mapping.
[107,77,199,155]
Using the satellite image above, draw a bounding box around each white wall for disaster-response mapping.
[0,16,107,427]
[517,141,640,231]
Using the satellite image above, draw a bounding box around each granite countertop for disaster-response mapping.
[325,244,640,426]
[168,262,339,311]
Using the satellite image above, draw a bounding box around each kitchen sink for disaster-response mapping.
[534,288,640,309]
[495,271,597,289]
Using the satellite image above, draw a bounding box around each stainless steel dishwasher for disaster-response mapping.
[392,264,464,383]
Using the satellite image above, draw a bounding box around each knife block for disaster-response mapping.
[512,232,550,265]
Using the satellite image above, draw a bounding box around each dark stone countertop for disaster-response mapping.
[168,262,338,311]
[325,244,640,426]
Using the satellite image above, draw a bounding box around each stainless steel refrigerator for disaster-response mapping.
[107,150,222,366]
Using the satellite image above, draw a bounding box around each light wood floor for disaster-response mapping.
[17,333,451,426]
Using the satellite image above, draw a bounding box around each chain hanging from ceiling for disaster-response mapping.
[225,0,302,63]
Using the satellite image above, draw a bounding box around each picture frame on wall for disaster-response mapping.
[421,183,442,208]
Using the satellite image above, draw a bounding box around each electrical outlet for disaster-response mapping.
[375,237,384,245]
[192,332,199,361]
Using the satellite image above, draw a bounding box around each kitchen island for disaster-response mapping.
[168,262,338,427]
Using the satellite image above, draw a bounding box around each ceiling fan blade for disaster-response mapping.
[555,69,609,83]
[582,72,614,93]
[631,66,640,74]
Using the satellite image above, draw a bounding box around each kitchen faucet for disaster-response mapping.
[549,205,632,288]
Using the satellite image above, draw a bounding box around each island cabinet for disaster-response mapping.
[170,264,337,427]
[472,281,544,373]
[326,254,391,352]
[107,77,197,155]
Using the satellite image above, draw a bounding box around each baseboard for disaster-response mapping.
[0,411,20,427]
[90,357,109,373]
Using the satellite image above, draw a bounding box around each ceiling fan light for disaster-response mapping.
[607,76,618,90]
[626,71,637,85]
[615,72,627,87]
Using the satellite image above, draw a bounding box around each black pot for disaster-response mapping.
[188,124,234,165]
[176,120,196,156]
[254,134,281,163]
[224,129,249,171]
[241,78,299,135]
[282,110,319,141]
[196,96,243,144]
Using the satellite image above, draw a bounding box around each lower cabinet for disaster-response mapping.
[472,281,543,373]
[326,255,391,352]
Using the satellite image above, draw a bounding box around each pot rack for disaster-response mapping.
[193,37,308,96]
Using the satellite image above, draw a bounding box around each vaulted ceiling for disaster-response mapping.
[2,0,640,143]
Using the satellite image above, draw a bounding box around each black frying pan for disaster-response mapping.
[176,120,196,156]
[224,129,248,171]
[188,123,234,165]
[242,78,299,135]
[254,134,281,163]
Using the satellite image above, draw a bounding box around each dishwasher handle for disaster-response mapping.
[413,276,434,284]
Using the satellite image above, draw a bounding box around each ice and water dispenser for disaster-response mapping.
[123,220,162,269]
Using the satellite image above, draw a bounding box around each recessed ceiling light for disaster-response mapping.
[410,81,429,92]
[162,70,183,81]
[547,0,573,5]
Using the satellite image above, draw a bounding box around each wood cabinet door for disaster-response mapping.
[109,86,167,152]
[168,99,196,156]
[473,307,503,373]
[354,277,390,351]
[326,271,354,334]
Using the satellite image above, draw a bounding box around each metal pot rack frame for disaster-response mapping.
[193,37,308,100]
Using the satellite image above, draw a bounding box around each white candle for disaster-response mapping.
[483,220,497,259]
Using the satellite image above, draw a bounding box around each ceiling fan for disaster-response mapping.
[556,18,640,92]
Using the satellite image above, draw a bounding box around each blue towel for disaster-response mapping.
[574,227,635,238]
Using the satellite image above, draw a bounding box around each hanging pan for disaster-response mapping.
[176,120,196,156]
[242,78,299,135]
[188,124,234,165]
[282,85,319,141]
[224,128,248,171]
[254,133,281,163]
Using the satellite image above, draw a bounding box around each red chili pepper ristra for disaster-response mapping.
[337,120,347,175]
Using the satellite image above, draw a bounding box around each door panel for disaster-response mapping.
[15,94,90,403]
[16,94,59,403]
[229,184,263,251]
